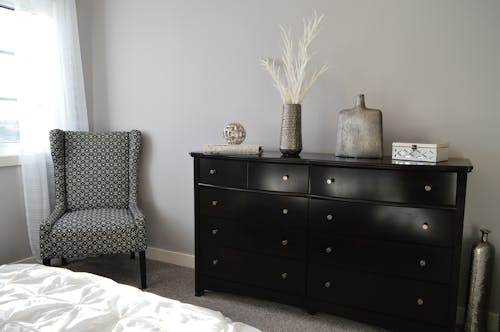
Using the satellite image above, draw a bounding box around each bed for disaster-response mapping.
[0,264,260,332]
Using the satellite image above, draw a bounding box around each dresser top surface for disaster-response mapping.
[190,151,473,172]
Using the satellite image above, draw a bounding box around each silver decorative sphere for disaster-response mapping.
[223,122,246,145]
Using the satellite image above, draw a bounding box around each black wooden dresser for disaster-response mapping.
[190,152,473,332]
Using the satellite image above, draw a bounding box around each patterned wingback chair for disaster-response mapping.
[40,129,147,289]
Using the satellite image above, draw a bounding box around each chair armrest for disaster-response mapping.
[40,204,65,231]
[129,202,146,226]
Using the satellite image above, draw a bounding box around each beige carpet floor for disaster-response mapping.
[65,254,388,332]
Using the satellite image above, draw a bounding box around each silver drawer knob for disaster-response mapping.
[324,281,331,288]
[326,214,334,221]
[325,247,333,254]
[424,185,432,192]
[209,169,217,175]
[281,272,288,280]
[211,200,218,206]
[326,178,335,185]
[281,239,288,246]
[282,175,289,181]
[422,223,429,230]
[282,208,288,215]
[212,259,218,265]
[417,298,424,306]
[419,259,427,267]
[211,229,219,235]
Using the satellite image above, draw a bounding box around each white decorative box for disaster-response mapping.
[392,142,449,163]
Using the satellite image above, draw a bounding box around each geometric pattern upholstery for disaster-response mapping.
[43,208,143,258]
[65,132,130,210]
[39,129,147,260]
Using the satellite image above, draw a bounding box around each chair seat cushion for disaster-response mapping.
[46,208,146,258]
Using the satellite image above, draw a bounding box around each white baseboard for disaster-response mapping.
[11,256,37,264]
[146,247,194,269]
[456,306,499,332]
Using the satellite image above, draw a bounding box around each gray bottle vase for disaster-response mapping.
[336,94,383,158]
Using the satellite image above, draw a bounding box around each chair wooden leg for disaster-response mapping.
[42,258,51,266]
[139,251,147,289]
[130,252,135,259]
[61,257,68,265]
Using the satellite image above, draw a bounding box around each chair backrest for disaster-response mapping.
[49,130,141,211]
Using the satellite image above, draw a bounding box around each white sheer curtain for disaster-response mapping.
[12,0,88,258]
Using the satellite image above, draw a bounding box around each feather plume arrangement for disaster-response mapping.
[261,12,328,105]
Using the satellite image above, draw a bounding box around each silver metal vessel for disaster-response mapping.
[465,229,494,332]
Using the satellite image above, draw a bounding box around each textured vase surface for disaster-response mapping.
[280,104,302,156]
[465,229,494,332]
[336,94,383,158]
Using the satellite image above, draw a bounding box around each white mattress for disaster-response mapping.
[0,264,260,332]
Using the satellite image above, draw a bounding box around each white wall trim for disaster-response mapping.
[456,306,499,332]
[0,155,19,167]
[10,256,37,264]
[146,247,194,269]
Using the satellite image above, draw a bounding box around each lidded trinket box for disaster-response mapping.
[392,142,449,162]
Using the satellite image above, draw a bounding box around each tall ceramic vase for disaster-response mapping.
[280,104,302,156]
[336,94,383,158]
[465,229,494,332]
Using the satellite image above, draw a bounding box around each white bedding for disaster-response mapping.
[0,264,260,332]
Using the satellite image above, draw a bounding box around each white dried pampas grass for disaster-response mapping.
[261,12,328,105]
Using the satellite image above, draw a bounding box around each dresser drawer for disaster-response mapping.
[199,158,246,188]
[248,162,308,193]
[199,187,246,219]
[308,267,449,325]
[246,192,308,228]
[311,166,457,206]
[201,218,306,259]
[310,199,456,247]
[310,235,451,283]
[201,247,305,295]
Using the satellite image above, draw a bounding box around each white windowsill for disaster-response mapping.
[0,154,20,167]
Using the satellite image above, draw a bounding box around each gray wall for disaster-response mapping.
[75,0,500,313]
[0,166,30,263]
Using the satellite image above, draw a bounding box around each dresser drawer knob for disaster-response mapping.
[211,229,219,235]
[424,185,432,192]
[212,259,218,265]
[422,223,429,231]
[281,272,288,280]
[417,298,424,306]
[211,200,218,206]
[325,247,333,254]
[209,169,217,175]
[281,239,288,246]
[282,208,288,215]
[326,178,335,185]
[326,214,334,221]
[282,175,289,181]
[419,259,427,267]
[324,281,331,288]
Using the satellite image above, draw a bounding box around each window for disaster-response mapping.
[0,4,19,146]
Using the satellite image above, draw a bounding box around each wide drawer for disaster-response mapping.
[199,158,246,188]
[310,166,457,206]
[200,187,308,227]
[309,199,456,247]
[248,162,308,193]
[308,266,449,326]
[199,187,247,219]
[201,217,306,259]
[201,247,305,295]
[310,235,451,283]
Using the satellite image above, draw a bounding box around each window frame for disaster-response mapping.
[0,2,19,166]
